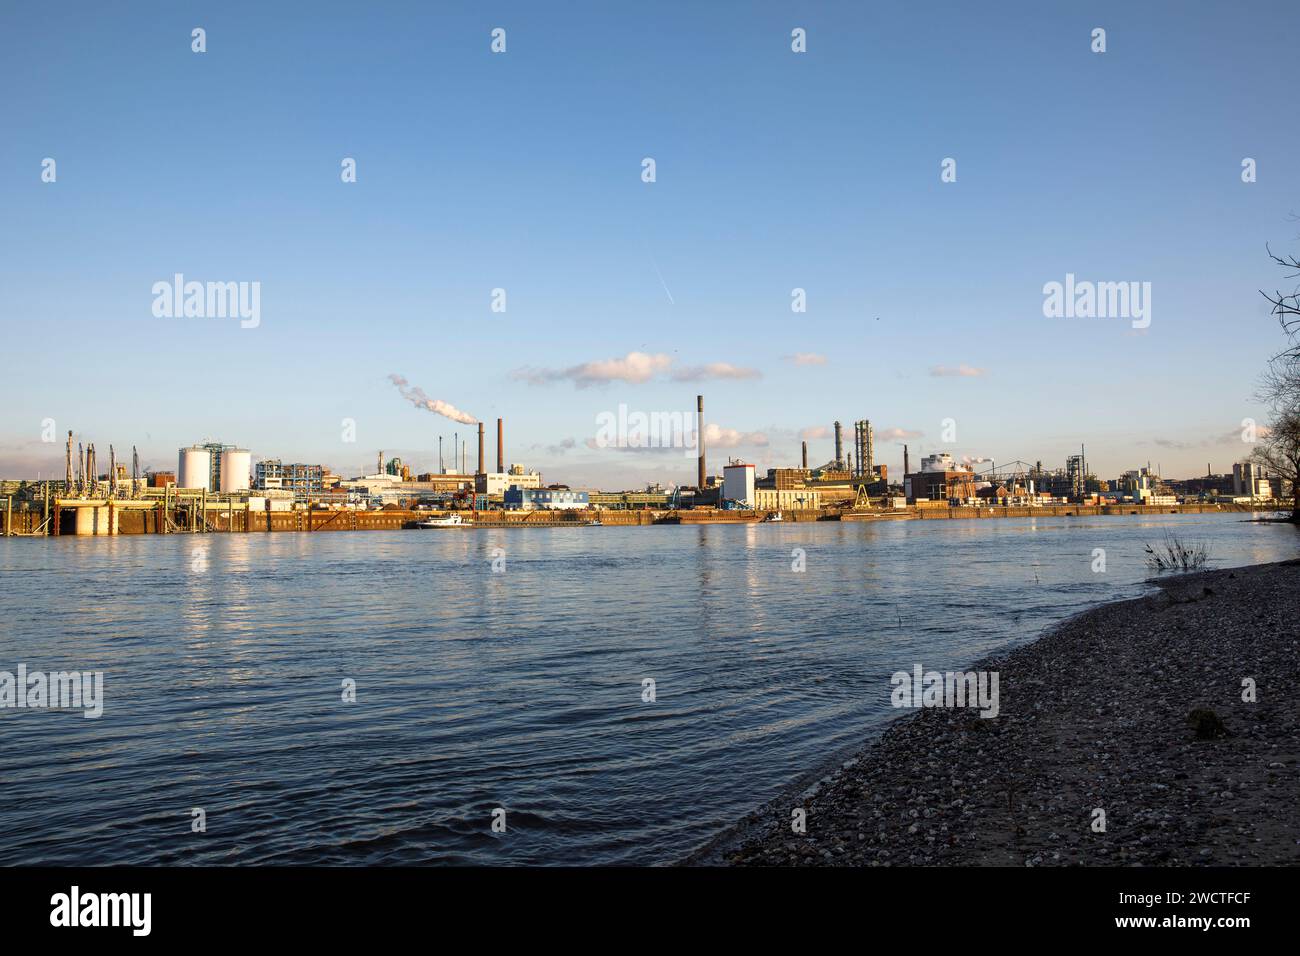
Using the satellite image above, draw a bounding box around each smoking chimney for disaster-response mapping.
[833,421,843,469]
[497,418,504,474]
[801,440,808,470]
[697,395,706,489]
[477,422,485,476]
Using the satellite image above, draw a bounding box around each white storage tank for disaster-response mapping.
[178,446,212,490]
[219,449,251,493]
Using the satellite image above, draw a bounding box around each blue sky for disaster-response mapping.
[2,0,1297,487]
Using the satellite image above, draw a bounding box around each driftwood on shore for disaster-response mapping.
[701,558,1300,867]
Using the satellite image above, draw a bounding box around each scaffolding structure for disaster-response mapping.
[853,420,874,479]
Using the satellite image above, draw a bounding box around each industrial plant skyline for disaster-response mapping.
[3,1,1297,487]
[11,401,1270,498]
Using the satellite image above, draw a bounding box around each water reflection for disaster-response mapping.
[0,514,1294,866]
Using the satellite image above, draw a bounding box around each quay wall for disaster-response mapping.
[0,499,1279,537]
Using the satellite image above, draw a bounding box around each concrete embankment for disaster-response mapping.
[688,556,1300,867]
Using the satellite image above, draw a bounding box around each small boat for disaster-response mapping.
[763,512,783,522]
[417,513,468,528]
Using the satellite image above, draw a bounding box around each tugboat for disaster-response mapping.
[763,511,783,522]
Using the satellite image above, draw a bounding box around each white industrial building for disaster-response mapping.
[478,470,542,497]
[722,462,756,507]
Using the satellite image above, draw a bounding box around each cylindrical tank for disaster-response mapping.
[178,447,212,490]
[219,449,251,493]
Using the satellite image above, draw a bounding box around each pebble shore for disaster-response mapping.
[694,558,1300,867]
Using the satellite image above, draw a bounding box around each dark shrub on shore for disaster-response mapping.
[1145,532,1209,572]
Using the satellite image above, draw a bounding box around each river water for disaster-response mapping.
[1,512,1293,864]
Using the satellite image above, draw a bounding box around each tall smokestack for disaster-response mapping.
[697,395,706,489]
[833,421,843,469]
[801,440,807,470]
[477,422,485,476]
[904,444,910,476]
[497,418,504,474]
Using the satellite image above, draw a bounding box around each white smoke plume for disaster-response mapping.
[388,374,477,425]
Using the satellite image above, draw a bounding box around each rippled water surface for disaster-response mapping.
[1,513,1294,865]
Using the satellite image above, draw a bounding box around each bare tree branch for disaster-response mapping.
[1256,244,1300,520]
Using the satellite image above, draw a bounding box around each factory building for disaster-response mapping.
[478,469,542,497]
[255,461,325,498]
[588,490,675,509]
[421,473,476,494]
[753,488,821,511]
[722,462,756,507]
[763,467,812,490]
[1232,462,1273,500]
[905,453,975,502]
[503,487,590,511]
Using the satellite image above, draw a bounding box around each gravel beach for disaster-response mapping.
[693,557,1300,867]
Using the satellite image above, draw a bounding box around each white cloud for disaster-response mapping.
[513,351,673,388]
[929,364,986,378]
[705,422,768,448]
[784,352,827,366]
[672,362,761,382]
[877,426,923,441]
[515,352,760,388]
